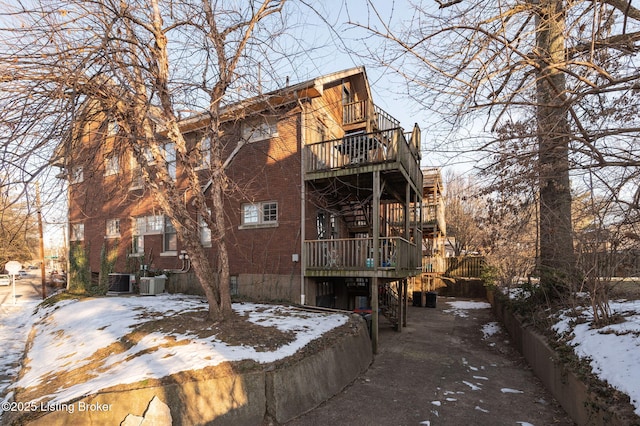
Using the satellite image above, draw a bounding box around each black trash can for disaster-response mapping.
[425,291,437,308]
[412,291,423,307]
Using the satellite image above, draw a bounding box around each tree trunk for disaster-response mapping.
[535,0,576,293]
[211,173,233,317]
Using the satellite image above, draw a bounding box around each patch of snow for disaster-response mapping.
[462,381,482,391]
[445,301,491,318]
[501,388,525,394]
[431,400,441,406]
[553,299,640,416]
[7,295,349,406]
[475,405,489,413]
[0,300,40,394]
[481,321,501,338]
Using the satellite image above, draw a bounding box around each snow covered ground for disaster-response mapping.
[553,299,640,416]
[0,299,40,396]
[1,293,639,422]
[0,294,348,422]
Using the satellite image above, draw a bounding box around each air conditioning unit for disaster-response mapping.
[139,276,166,295]
[108,273,133,294]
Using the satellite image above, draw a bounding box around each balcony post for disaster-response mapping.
[371,170,380,353]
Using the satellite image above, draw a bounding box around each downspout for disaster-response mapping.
[297,95,306,305]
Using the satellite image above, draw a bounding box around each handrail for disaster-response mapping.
[304,236,420,271]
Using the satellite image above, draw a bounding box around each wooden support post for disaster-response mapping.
[371,276,379,353]
[371,171,380,353]
[397,279,403,332]
[403,279,408,328]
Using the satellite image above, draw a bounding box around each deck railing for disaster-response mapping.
[304,236,420,272]
[343,100,368,125]
[343,101,400,132]
[304,128,422,187]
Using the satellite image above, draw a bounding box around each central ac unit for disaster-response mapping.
[139,276,166,295]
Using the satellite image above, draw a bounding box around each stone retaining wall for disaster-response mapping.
[491,295,639,426]
[14,314,372,425]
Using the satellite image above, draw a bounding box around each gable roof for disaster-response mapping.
[176,67,371,133]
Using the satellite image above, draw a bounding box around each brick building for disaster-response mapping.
[57,67,424,336]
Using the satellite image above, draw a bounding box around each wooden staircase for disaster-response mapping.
[340,200,371,234]
[380,282,400,329]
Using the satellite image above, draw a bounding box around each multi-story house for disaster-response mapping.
[421,168,447,290]
[57,67,424,346]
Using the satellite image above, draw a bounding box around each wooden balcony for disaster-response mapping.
[304,237,421,278]
[343,101,400,131]
[304,128,422,192]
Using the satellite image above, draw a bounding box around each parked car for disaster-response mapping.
[14,270,28,280]
[0,274,10,286]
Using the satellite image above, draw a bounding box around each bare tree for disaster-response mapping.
[349,0,640,298]
[443,171,484,256]
[0,0,293,321]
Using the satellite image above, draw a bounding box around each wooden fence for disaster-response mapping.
[423,256,486,278]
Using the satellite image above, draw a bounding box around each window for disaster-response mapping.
[164,143,176,179]
[196,136,211,169]
[241,201,278,228]
[199,211,212,247]
[243,204,260,225]
[107,120,119,136]
[131,218,144,255]
[242,117,278,143]
[230,275,239,296]
[70,223,84,241]
[130,155,144,189]
[106,219,120,238]
[132,234,144,255]
[134,215,163,235]
[104,155,119,176]
[163,217,177,252]
[71,166,83,184]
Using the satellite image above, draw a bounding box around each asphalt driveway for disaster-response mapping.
[287,296,574,426]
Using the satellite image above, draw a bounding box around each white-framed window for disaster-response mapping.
[163,217,177,253]
[107,119,119,136]
[240,201,278,228]
[106,218,120,238]
[131,218,144,255]
[71,166,84,184]
[199,211,212,247]
[104,155,119,176]
[70,223,84,241]
[130,155,144,189]
[134,215,164,235]
[132,234,144,255]
[163,143,176,180]
[196,136,211,169]
[242,117,278,143]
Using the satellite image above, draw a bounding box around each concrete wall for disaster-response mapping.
[166,272,302,303]
[492,295,639,426]
[14,314,372,426]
